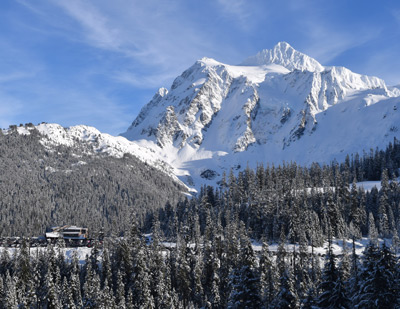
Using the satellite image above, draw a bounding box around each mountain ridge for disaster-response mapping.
[121,42,400,189]
[5,43,398,191]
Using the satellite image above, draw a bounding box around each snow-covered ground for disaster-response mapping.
[252,237,393,256]
[356,181,382,192]
[356,177,400,192]
[0,237,395,265]
[0,246,93,265]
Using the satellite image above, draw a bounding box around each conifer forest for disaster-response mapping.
[2,129,400,307]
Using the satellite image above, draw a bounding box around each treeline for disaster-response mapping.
[143,139,400,246]
[339,137,400,182]
[148,168,400,248]
[0,222,398,308]
[0,126,185,237]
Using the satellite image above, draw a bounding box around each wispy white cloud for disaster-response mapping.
[216,0,252,30]
[50,87,134,134]
[0,72,34,83]
[361,48,400,85]
[54,1,123,52]
[303,23,381,64]
[0,78,134,134]
[0,92,24,129]
[54,2,210,64]
[50,1,225,87]
[283,0,382,65]
[15,0,46,16]
[393,9,400,25]
[284,1,399,84]
[113,71,178,89]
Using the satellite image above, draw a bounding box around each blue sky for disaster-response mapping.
[1,0,400,135]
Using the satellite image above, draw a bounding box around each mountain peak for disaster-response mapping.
[275,41,292,50]
[241,42,324,72]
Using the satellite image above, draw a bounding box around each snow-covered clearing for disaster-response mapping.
[0,247,94,265]
[252,237,394,256]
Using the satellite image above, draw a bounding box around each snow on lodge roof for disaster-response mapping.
[45,225,88,240]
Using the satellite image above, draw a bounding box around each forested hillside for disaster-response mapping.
[146,138,400,245]
[0,125,186,237]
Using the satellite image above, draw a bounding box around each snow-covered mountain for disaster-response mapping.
[5,123,189,190]
[121,42,400,189]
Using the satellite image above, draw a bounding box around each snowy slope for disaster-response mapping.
[121,42,400,189]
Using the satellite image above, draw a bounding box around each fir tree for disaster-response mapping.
[115,269,126,309]
[273,267,299,308]
[132,247,155,309]
[99,278,116,309]
[355,243,398,308]
[45,266,61,309]
[60,277,76,309]
[82,256,101,308]
[259,240,276,306]
[191,244,204,307]
[227,234,261,308]
[316,238,349,308]
[368,212,378,245]
[0,276,4,309]
[175,236,191,307]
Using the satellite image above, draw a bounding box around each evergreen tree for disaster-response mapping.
[259,240,276,306]
[149,219,167,308]
[115,269,126,309]
[82,256,101,308]
[392,228,400,253]
[15,238,34,307]
[191,244,204,307]
[316,238,350,308]
[175,236,191,307]
[45,266,61,309]
[0,276,4,309]
[100,278,116,309]
[378,170,390,237]
[368,212,378,245]
[60,277,76,309]
[5,271,18,308]
[161,261,177,309]
[349,179,364,238]
[227,234,261,308]
[355,243,398,308]
[132,247,155,309]
[340,240,351,283]
[67,251,82,308]
[101,247,112,291]
[273,267,299,309]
